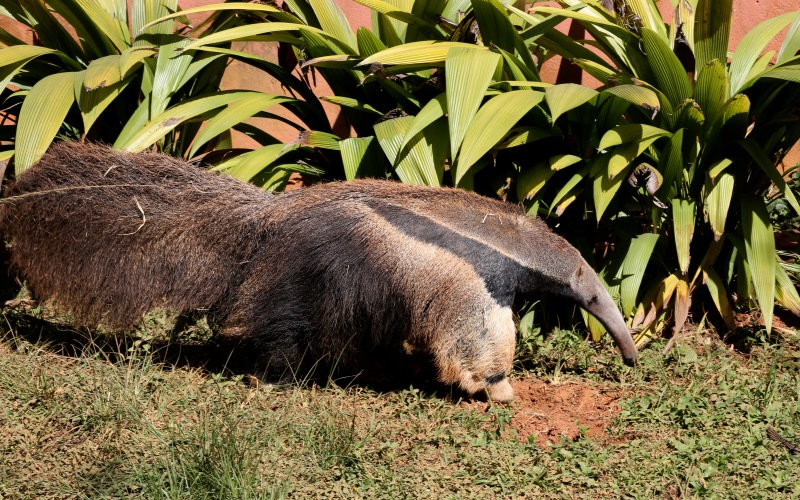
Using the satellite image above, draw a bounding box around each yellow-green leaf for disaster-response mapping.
[640,28,692,107]
[359,41,488,66]
[706,172,734,240]
[15,72,78,173]
[740,138,800,216]
[550,154,581,171]
[598,124,670,151]
[620,233,660,316]
[117,91,259,152]
[496,126,555,149]
[545,83,597,123]
[307,0,357,51]
[602,84,660,112]
[729,11,798,95]
[455,90,543,184]
[593,156,633,221]
[705,266,735,331]
[672,199,696,274]
[189,94,291,157]
[340,136,382,180]
[693,0,732,74]
[321,96,383,115]
[141,2,283,31]
[397,93,447,157]
[775,260,800,316]
[516,161,553,200]
[83,55,122,90]
[741,195,775,333]
[446,47,501,161]
[183,23,329,53]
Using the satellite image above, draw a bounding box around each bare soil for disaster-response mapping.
[464,379,622,447]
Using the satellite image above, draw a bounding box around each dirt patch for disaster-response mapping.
[510,379,622,446]
[465,379,623,447]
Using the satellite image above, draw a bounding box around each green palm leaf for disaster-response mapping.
[15,72,78,173]
[729,11,798,94]
[545,84,598,123]
[116,91,260,152]
[693,0,732,74]
[189,94,292,157]
[741,195,776,333]
[455,90,543,184]
[446,47,501,161]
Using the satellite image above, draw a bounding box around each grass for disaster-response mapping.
[1,307,799,498]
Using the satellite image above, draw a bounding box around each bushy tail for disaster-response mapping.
[0,142,274,328]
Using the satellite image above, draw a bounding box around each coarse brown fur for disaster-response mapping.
[0,142,637,402]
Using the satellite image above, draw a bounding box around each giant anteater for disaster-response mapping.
[0,142,637,402]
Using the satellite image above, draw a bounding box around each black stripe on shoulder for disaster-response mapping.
[364,200,521,306]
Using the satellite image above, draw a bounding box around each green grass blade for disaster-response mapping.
[640,28,692,108]
[729,11,798,95]
[15,72,78,173]
[693,0,732,74]
[672,198,696,274]
[189,94,292,157]
[741,195,775,333]
[544,83,598,123]
[455,90,543,184]
[445,47,501,161]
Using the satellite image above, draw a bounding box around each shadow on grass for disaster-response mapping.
[0,308,471,401]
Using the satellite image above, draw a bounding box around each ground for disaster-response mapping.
[1,307,799,498]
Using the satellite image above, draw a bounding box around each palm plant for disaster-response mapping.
[0,0,336,188]
[3,0,799,344]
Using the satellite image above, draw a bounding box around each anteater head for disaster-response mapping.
[565,263,638,366]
